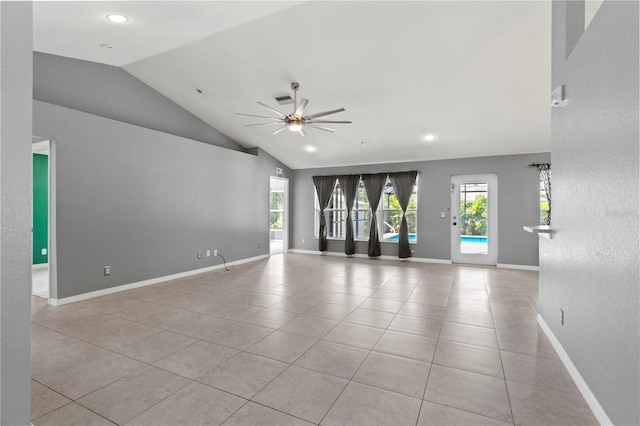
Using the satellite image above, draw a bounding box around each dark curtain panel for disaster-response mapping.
[390,171,418,258]
[362,173,387,257]
[338,175,360,256]
[312,176,337,252]
[530,163,551,225]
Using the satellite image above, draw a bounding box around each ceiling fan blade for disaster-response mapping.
[304,107,345,120]
[257,101,287,118]
[236,113,282,121]
[244,122,285,127]
[294,98,309,117]
[306,120,352,124]
[272,125,288,135]
[299,127,307,136]
[307,124,336,133]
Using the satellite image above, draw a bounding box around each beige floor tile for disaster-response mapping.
[343,307,395,329]
[418,400,513,425]
[199,352,288,399]
[321,381,422,426]
[125,381,246,425]
[204,322,274,350]
[222,401,314,425]
[294,340,369,379]
[115,330,197,363]
[388,315,442,338]
[32,305,104,330]
[433,340,504,378]
[398,302,446,321]
[305,303,355,321]
[424,365,512,423]
[324,293,368,307]
[339,285,377,297]
[507,380,599,425]
[374,330,437,362]
[33,402,116,426]
[353,351,430,398]
[407,293,449,308]
[53,314,133,341]
[444,307,495,328]
[37,351,145,399]
[111,302,171,322]
[31,323,78,356]
[253,365,347,424]
[502,351,578,392]
[439,321,498,349]
[207,301,265,321]
[32,340,110,380]
[74,295,148,314]
[76,366,191,425]
[322,322,384,350]
[84,321,161,352]
[371,288,412,302]
[246,330,317,363]
[496,328,558,359]
[31,380,71,420]
[154,340,238,379]
[142,308,233,338]
[241,308,298,328]
[359,297,405,313]
[279,315,338,338]
[446,296,492,313]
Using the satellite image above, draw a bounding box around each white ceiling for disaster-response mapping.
[34,1,551,170]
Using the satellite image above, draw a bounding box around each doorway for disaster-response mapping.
[451,174,498,265]
[32,140,50,298]
[269,176,288,255]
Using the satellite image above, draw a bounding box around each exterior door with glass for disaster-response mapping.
[451,174,498,265]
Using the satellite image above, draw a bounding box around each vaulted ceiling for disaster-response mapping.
[34,1,551,169]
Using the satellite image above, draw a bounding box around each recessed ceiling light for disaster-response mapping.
[424,134,436,142]
[100,43,114,49]
[106,14,129,24]
[305,146,316,152]
[361,141,368,147]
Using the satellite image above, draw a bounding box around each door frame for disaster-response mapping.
[450,174,498,265]
[269,176,289,255]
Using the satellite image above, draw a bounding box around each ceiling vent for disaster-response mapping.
[275,95,293,105]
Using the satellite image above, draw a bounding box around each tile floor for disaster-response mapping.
[31,254,598,425]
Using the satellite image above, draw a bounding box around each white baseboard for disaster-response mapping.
[496,263,539,271]
[49,254,269,306]
[288,249,451,264]
[537,314,612,426]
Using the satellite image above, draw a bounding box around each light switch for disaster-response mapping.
[440,212,446,218]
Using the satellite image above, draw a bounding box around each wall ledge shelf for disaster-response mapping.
[523,225,553,240]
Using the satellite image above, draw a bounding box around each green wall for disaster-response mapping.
[33,153,48,264]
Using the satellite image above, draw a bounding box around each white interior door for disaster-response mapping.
[269,176,288,255]
[451,174,498,265]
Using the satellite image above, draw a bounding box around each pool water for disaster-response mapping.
[461,235,487,243]
[384,233,417,243]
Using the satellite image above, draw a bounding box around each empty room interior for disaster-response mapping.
[0,1,638,425]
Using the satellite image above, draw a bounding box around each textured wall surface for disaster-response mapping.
[0,2,33,423]
[292,153,549,266]
[33,52,244,153]
[34,101,292,299]
[540,2,639,424]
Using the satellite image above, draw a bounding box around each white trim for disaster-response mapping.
[496,263,540,271]
[537,314,612,426]
[289,249,452,264]
[49,254,269,306]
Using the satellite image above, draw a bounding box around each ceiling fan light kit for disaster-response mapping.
[237,82,351,136]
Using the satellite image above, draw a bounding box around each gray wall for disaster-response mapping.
[34,52,244,153]
[541,1,639,425]
[0,2,32,424]
[292,153,549,266]
[34,101,292,299]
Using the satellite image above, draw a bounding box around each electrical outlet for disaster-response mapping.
[440,212,446,218]
[560,309,565,325]
[206,250,211,257]
[214,249,218,256]
[258,242,262,248]
[301,238,305,244]
[104,266,111,276]
[197,252,202,259]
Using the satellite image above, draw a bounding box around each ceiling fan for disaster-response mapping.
[237,82,352,136]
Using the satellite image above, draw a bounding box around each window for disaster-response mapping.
[539,179,549,225]
[315,177,417,243]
